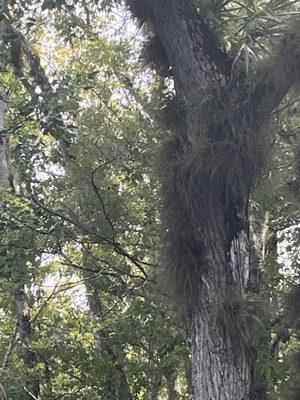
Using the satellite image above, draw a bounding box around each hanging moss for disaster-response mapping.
[161,95,187,131]
[126,0,152,25]
[142,36,171,77]
[278,24,300,85]
[127,1,300,307]
[157,78,275,302]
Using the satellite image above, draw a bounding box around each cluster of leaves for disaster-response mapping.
[0,1,298,399]
[0,2,190,399]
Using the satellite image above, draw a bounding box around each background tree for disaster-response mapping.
[0,1,299,399]
[122,0,300,398]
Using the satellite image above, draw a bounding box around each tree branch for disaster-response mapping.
[127,0,233,142]
[90,166,115,234]
[127,0,232,93]
[1,21,75,161]
[30,194,150,278]
[249,19,300,118]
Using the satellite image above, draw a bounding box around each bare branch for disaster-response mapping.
[90,166,115,233]
[31,281,60,325]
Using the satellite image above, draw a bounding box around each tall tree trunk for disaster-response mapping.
[127,2,254,397]
[126,1,300,399]
[0,98,10,190]
[189,214,252,399]
[184,354,193,396]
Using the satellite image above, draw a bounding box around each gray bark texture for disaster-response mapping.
[189,220,252,399]
[126,1,300,399]
[127,2,253,398]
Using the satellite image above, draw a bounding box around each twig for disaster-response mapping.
[23,387,39,400]
[90,166,115,233]
[31,280,61,325]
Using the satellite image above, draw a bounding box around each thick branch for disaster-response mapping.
[128,0,232,96]
[249,20,300,118]
[1,22,74,161]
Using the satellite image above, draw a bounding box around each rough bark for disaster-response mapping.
[188,213,251,399]
[151,3,254,389]
[126,1,300,399]
[129,0,232,143]
[0,98,10,189]
[184,354,193,396]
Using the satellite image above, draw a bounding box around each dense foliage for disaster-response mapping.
[0,1,299,399]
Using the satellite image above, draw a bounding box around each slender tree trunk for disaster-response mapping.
[150,373,162,400]
[0,98,9,190]
[184,354,193,397]
[0,97,41,400]
[166,371,179,400]
[84,274,132,400]
[0,384,8,400]
[14,290,41,400]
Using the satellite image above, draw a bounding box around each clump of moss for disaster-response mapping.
[157,80,273,303]
[277,22,300,86]
[126,0,152,25]
[142,36,171,77]
[161,95,187,131]
[218,292,269,346]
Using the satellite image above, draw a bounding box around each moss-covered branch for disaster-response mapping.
[249,20,300,118]
[126,0,232,92]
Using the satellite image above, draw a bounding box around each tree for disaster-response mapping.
[0,1,299,399]
[123,0,300,399]
[0,4,189,398]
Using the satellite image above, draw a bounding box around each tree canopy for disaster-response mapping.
[0,1,299,399]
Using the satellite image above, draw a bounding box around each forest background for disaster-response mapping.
[0,1,299,399]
